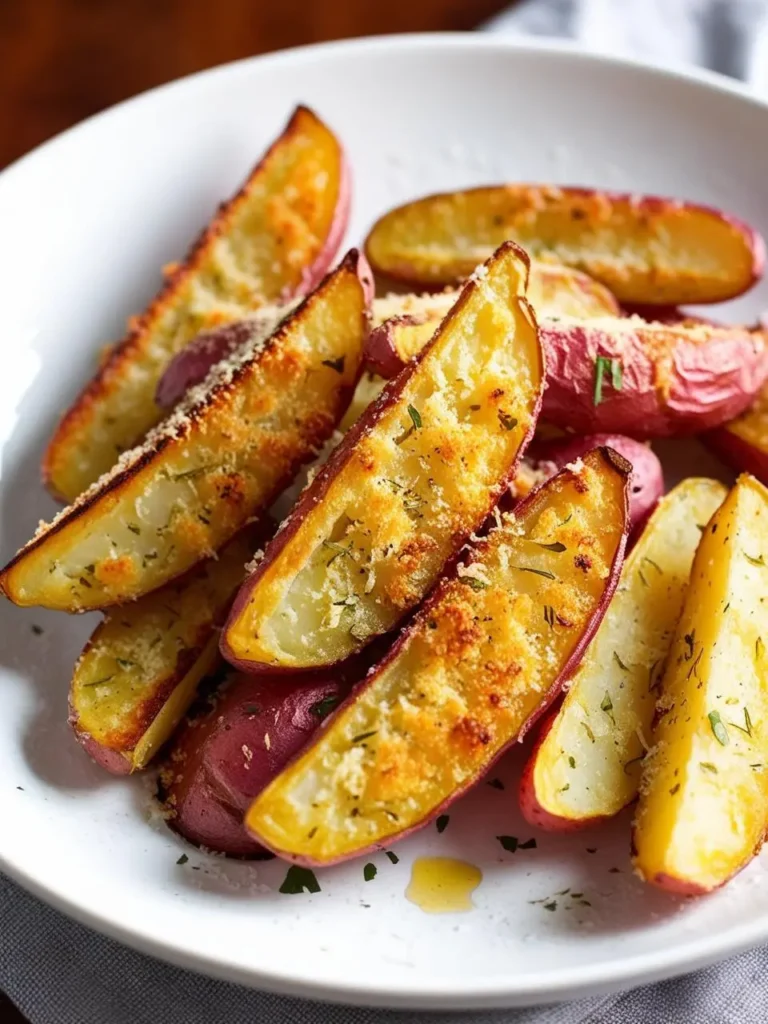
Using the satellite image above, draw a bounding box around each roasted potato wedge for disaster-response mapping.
[528,433,664,536]
[69,523,272,774]
[44,106,350,501]
[633,475,768,893]
[365,262,619,378]
[542,316,768,438]
[159,671,349,858]
[520,477,726,830]
[364,185,764,305]
[222,242,545,672]
[706,384,768,485]
[1,252,369,611]
[244,448,629,864]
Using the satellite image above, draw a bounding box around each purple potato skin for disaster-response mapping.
[245,447,630,866]
[528,433,664,538]
[155,321,259,409]
[160,673,349,858]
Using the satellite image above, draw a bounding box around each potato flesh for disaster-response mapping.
[725,382,768,452]
[633,475,768,891]
[2,266,365,610]
[46,107,346,500]
[246,451,627,862]
[375,262,618,368]
[531,478,727,822]
[71,530,257,769]
[226,247,543,668]
[365,186,759,304]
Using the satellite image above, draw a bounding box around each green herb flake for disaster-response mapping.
[512,565,556,580]
[31,625,43,636]
[536,541,567,553]
[699,761,718,774]
[613,651,630,672]
[600,692,614,716]
[498,411,518,432]
[543,901,557,912]
[385,851,399,865]
[279,866,321,894]
[593,355,623,405]
[497,835,518,853]
[643,557,663,575]
[669,783,681,795]
[581,721,596,743]
[363,863,377,882]
[322,540,353,566]
[708,710,729,746]
[322,356,346,373]
[568,755,576,769]
[310,695,339,718]
[82,674,115,688]
[745,550,766,567]
[127,523,141,535]
[436,814,450,834]
[623,755,644,775]
[461,576,489,591]
[176,854,188,865]
[407,404,422,430]
[519,838,537,850]
[351,730,378,744]
[544,605,555,628]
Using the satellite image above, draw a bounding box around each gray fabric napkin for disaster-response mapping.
[5,2,768,1021]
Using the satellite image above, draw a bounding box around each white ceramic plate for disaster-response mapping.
[3,34,768,1011]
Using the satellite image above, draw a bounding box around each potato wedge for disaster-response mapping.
[69,523,272,774]
[633,475,768,893]
[1,252,369,611]
[44,106,350,501]
[244,448,629,864]
[222,242,545,672]
[364,185,764,304]
[542,316,768,438]
[706,384,768,485]
[528,433,664,536]
[365,262,619,378]
[159,671,349,858]
[520,477,726,831]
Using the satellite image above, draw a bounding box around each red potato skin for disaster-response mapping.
[541,320,768,438]
[705,425,768,486]
[245,448,630,865]
[528,433,664,538]
[156,254,374,411]
[77,737,134,776]
[364,315,424,379]
[221,267,544,674]
[160,673,350,858]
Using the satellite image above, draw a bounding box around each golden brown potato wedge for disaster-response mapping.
[520,477,726,830]
[244,448,629,865]
[365,262,619,378]
[222,242,545,672]
[633,474,768,893]
[44,105,350,501]
[1,252,369,611]
[706,383,768,485]
[364,185,764,304]
[69,524,271,774]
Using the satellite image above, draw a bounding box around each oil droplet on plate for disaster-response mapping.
[405,857,482,913]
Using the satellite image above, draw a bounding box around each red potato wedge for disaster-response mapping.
[364,185,764,305]
[541,315,768,438]
[706,384,768,485]
[244,448,629,865]
[69,522,272,774]
[632,474,768,894]
[365,262,619,378]
[159,672,349,858]
[44,106,350,501]
[520,477,726,831]
[528,434,664,536]
[0,252,369,612]
[222,242,545,672]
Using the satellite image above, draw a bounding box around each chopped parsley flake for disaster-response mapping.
[385,851,399,865]
[322,356,346,373]
[498,411,518,431]
[363,863,377,882]
[512,565,556,580]
[176,854,188,865]
[593,355,623,405]
[436,815,450,834]
[310,695,339,718]
[351,730,378,744]
[279,866,321,894]
[708,710,729,746]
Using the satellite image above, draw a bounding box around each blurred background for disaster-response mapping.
[0,0,514,169]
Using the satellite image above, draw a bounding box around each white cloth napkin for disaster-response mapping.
[5,2,768,1022]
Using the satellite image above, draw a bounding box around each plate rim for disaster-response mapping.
[3,31,768,1009]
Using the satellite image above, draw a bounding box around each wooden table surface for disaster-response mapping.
[0,2,512,1020]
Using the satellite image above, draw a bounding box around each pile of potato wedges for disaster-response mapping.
[5,105,768,896]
